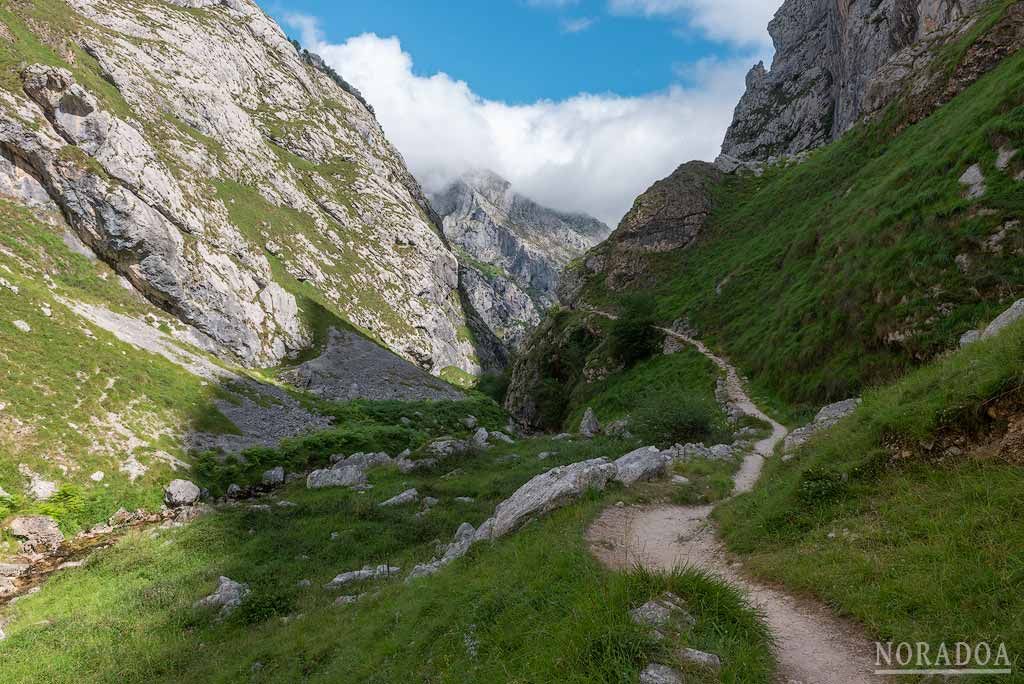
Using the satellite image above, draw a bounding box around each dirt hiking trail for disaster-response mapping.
[587,326,884,684]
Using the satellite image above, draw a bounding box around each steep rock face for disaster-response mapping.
[0,0,477,374]
[557,162,723,300]
[432,170,609,351]
[721,0,988,163]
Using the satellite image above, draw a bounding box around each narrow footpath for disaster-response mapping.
[586,324,883,684]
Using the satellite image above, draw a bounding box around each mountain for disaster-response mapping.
[718,0,1012,165]
[508,0,1023,430]
[0,0,479,377]
[431,170,610,352]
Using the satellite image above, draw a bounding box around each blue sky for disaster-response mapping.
[263,0,782,225]
[266,0,733,103]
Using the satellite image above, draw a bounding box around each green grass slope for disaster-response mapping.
[717,318,1024,675]
[552,25,1023,420]
[0,432,774,683]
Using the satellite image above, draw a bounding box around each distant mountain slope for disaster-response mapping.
[432,170,610,351]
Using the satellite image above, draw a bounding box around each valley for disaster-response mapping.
[0,0,1022,682]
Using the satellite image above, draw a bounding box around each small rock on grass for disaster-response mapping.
[678,648,721,671]
[640,663,682,684]
[379,488,419,507]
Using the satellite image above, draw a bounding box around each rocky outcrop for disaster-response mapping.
[0,0,479,375]
[432,170,609,351]
[721,0,992,163]
[783,398,862,455]
[557,162,723,298]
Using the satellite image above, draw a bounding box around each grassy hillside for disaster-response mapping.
[0,431,774,683]
[546,32,1023,421]
[716,318,1024,674]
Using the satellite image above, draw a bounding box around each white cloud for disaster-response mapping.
[561,17,597,33]
[285,16,754,227]
[608,0,781,48]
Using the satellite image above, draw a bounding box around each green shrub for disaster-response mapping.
[476,371,511,404]
[609,296,664,368]
[796,467,847,507]
[631,392,728,447]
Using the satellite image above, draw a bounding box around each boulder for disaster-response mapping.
[164,479,201,508]
[426,438,470,457]
[461,415,478,429]
[605,419,632,438]
[486,458,617,539]
[489,431,515,444]
[8,515,63,555]
[668,443,734,462]
[639,664,683,684]
[262,467,285,486]
[408,522,478,580]
[472,428,490,449]
[783,398,861,454]
[338,452,392,469]
[397,458,437,474]
[379,488,419,507]
[982,299,1024,340]
[580,408,600,438]
[325,564,400,589]
[614,447,671,486]
[226,484,243,498]
[678,648,721,671]
[959,163,986,199]
[307,466,367,490]
[194,576,250,617]
[960,329,982,348]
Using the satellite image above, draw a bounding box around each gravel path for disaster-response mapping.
[586,325,883,683]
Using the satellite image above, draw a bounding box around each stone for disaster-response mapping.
[12,320,30,333]
[226,484,243,498]
[981,299,1024,340]
[614,447,671,486]
[671,475,691,486]
[0,486,9,498]
[678,648,722,671]
[485,458,617,539]
[783,399,862,454]
[553,433,573,441]
[334,594,362,606]
[379,488,419,507]
[0,563,30,577]
[325,565,400,589]
[997,146,1019,171]
[397,458,437,474]
[580,408,600,438]
[426,438,470,458]
[262,466,285,486]
[537,451,556,461]
[461,415,478,429]
[408,522,478,580]
[959,164,986,199]
[472,428,490,449]
[639,664,683,684]
[307,466,367,490]
[489,431,514,444]
[18,465,57,501]
[89,471,104,482]
[604,419,632,438]
[454,496,475,503]
[163,479,201,508]
[195,576,250,617]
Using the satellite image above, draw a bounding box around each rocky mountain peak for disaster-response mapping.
[431,170,610,352]
[720,0,990,164]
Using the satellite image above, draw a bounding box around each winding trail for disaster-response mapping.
[585,321,882,684]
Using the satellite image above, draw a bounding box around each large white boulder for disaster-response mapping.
[614,447,671,486]
[164,479,201,508]
[307,466,367,490]
[487,458,617,538]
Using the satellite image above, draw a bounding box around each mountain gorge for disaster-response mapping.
[1,0,1023,682]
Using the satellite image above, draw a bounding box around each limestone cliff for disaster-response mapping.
[431,170,609,352]
[0,0,478,375]
[720,0,992,164]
